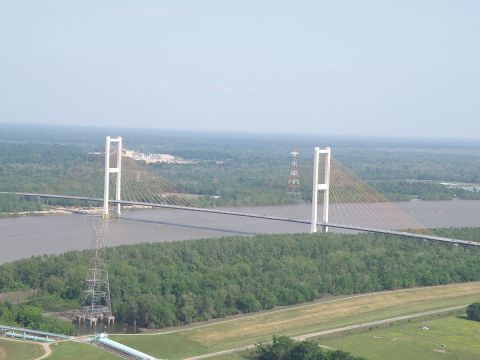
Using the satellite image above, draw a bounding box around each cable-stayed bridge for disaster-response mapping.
[1,191,479,247]
[1,136,479,248]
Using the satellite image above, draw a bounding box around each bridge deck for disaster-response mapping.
[1,191,479,247]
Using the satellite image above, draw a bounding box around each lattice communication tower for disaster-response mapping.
[79,224,112,320]
[287,148,301,197]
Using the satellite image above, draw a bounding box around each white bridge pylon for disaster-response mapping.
[103,136,122,218]
[311,147,331,233]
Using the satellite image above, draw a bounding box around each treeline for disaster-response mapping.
[3,131,480,212]
[370,180,480,201]
[247,336,366,360]
[0,194,43,214]
[1,229,480,329]
[0,301,75,335]
[0,141,104,213]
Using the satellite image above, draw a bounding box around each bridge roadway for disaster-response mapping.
[2,191,480,247]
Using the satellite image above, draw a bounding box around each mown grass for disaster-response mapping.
[324,315,480,360]
[111,282,480,359]
[0,337,44,360]
[47,341,119,360]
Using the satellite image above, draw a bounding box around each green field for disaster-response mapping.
[0,338,44,360]
[3,283,480,359]
[47,341,118,360]
[324,315,480,360]
[110,282,480,359]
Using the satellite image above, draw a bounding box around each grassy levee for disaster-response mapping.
[324,315,480,360]
[110,282,480,359]
[0,337,44,360]
[47,341,119,360]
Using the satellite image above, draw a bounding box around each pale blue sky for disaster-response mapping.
[0,1,479,138]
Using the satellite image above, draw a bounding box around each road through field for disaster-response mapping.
[182,305,467,360]
[111,282,480,360]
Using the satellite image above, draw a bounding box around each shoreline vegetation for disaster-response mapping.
[2,228,480,332]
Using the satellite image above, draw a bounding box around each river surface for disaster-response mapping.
[0,200,480,264]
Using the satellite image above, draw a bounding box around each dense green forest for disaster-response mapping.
[247,336,365,360]
[1,228,480,329]
[1,124,480,212]
[0,301,74,335]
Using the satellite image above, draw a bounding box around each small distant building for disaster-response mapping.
[122,148,193,164]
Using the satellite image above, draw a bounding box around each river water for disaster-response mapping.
[0,200,480,264]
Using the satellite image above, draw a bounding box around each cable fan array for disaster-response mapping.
[320,159,432,234]
[112,156,203,208]
[53,148,431,234]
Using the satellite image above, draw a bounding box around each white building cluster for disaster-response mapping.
[123,149,192,164]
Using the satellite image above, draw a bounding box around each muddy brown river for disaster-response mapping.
[1,200,479,264]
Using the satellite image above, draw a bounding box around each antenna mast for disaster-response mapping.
[78,224,114,326]
[287,148,301,197]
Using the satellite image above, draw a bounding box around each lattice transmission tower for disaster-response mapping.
[79,224,114,326]
[287,148,301,197]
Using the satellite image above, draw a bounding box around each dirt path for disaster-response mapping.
[182,305,466,360]
[32,343,51,360]
[0,337,49,360]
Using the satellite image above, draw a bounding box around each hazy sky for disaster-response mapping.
[0,1,479,138]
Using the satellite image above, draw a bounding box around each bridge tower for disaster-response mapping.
[103,136,122,218]
[311,147,331,233]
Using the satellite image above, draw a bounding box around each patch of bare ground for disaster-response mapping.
[0,290,34,304]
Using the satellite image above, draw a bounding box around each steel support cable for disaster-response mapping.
[137,168,196,208]
[351,176,428,232]
[330,163,377,223]
[335,165,387,218]
[122,168,136,203]
[123,159,197,208]
[125,159,179,197]
[341,177,406,230]
[332,172,383,228]
[333,161,428,232]
[331,175,358,226]
[330,176,355,226]
[351,182,412,230]
[331,168,372,226]
[134,168,188,207]
[120,165,137,203]
[331,182,358,227]
[123,163,165,205]
[122,163,152,203]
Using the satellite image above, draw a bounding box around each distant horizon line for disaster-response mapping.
[0,121,479,143]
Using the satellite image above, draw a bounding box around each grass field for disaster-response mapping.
[324,315,480,360]
[110,282,480,359]
[0,338,44,360]
[47,341,119,360]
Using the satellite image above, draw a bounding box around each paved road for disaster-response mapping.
[183,305,466,360]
